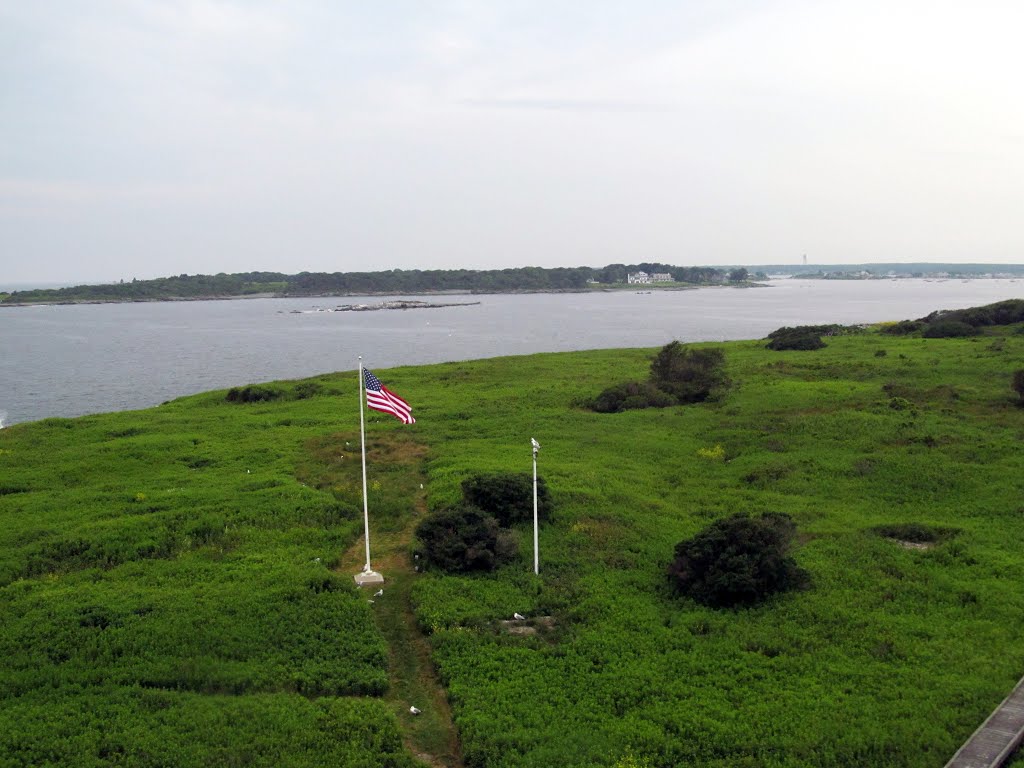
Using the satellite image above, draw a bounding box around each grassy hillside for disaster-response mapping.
[0,382,418,767]
[2,320,1023,766]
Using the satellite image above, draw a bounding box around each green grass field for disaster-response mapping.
[2,321,1023,766]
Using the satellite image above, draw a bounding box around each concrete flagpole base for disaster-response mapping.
[354,570,385,586]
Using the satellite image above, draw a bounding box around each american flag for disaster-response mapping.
[364,369,415,424]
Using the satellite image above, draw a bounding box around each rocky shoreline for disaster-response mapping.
[286,299,481,314]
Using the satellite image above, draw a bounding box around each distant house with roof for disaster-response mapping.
[627,271,651,284]
[651,272,673,282]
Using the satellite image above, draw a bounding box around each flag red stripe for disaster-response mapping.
[365,381,415,424]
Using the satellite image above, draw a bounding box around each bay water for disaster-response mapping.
[2,279,1021,426]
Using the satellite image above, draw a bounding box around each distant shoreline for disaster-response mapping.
[0,283,766,308]
[6,262,1020,307]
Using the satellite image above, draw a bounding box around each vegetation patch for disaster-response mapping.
[0,378,414,764]
[415,471,549,573]
[764,322,867,350]
[766,326,827,351]
[922,320,979,338]
[415,506,513,573]
[586,340,728,412]
[587,380,676,413]
[4,307,1024,766]
[225,385,284,403]
[881,320,924,335]
[742,462,794,487]
[921,298,1024,329]
[296,432,428,532]
[870,522,960,545]
[877,299,1024,340]
[0,689,417,768]
[461,471,551,527]
[668,512,810,608]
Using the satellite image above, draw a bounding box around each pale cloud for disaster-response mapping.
[2,0,1023,282]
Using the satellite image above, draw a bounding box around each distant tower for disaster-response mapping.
[802,253,807,266]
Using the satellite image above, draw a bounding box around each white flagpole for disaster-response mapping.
[355,357,383,585]
[531,438,540,575]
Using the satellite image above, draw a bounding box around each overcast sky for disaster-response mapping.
[2,1,1023,283]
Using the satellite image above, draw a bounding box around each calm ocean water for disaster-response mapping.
[2,279,1021,425]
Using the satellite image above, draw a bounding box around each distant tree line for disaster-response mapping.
[287,266,597,294]
[591,263,725,285]
[2,272,290,303]
[2,264,731,304]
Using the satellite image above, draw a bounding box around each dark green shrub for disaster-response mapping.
[921,320,978,338]
[649,342,728,403]
[461,472,550,527]
[921,299,1024,328]
[768,323,855,338]
[225,385,282,403]
[585,341,728,412]
[668,512,809,608]
[766,329,826,351]
[415,506,504,573]
[881,320,923,335]
[589,381,676,413]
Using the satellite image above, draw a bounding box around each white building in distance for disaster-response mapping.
[627,271,651,284]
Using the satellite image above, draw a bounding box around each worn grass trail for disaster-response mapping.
[323,427,463,768]
[341,526,463,768]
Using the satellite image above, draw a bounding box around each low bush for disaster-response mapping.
[588,381,676,413]
[881,320,923,335]
[1013,369,1024,404]
[668,512,809,608]
[768,323,860,338]
[649,342,728,403]
[415,506,507,573]
[225,385,283,403]
[584,341,728,412]
[766,328,826,351]
[921,320,978,338]
[461,472,550,527]
[921,299,1024,328]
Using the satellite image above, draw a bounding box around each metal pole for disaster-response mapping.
[531,438,540,575]
[359,357,372,573]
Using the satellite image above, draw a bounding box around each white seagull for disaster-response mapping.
[513,612,526,621]
[409,706,421,715]
[373,589,384,598]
